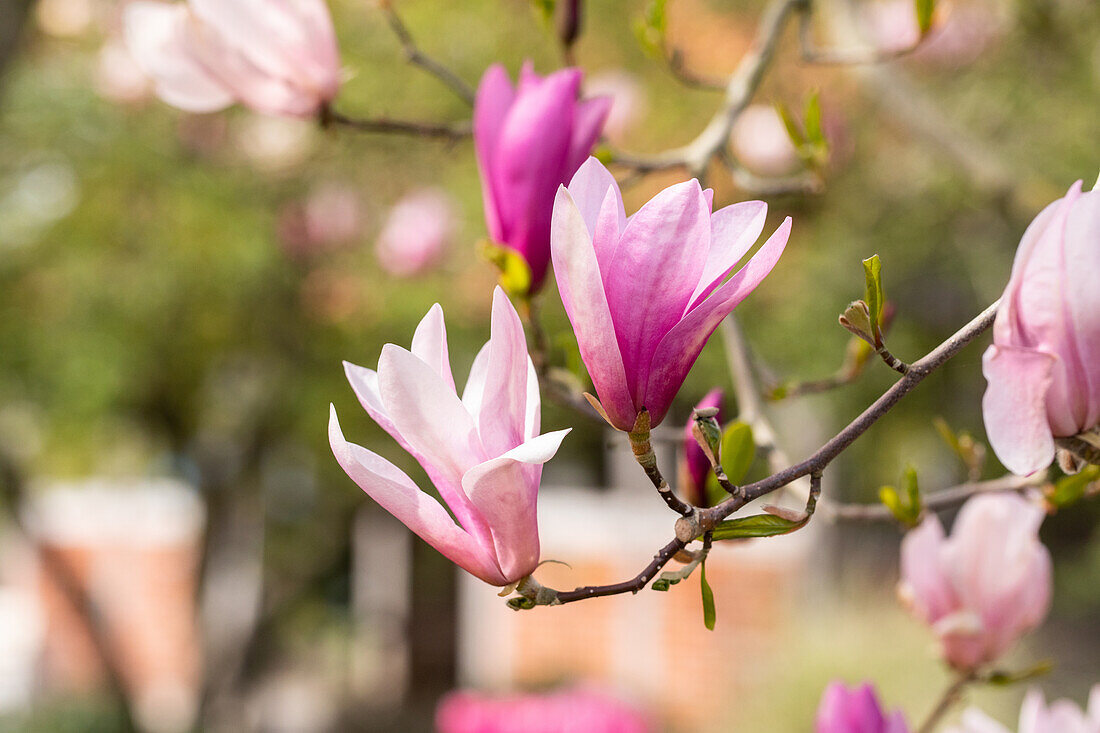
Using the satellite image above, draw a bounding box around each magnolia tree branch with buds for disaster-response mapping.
[103,0,1100,729]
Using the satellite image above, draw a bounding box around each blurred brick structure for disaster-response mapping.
[22,479,205,733]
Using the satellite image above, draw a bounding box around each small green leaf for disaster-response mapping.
[903,466,922,518]
[839,300,875,346]
[1049,465,1100,508]
[985,660,1053,687]
[633,0,668,58]
[933,417,961,454]
[700,560,716,630]
[710,513,805,541]
[775,101,806,148]
[879,485,905,518]
[862,254,884,343]
[719,421,755,485]
[651,578,671,592]
[804,90,824,147]
[915,0,935,34]
[507,596,536,611]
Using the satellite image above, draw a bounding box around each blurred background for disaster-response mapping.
[0,0,1098,730]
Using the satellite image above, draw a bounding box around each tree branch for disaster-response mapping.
[322,107,471,139]
[379,0,476,106]
[822,472,1047,522]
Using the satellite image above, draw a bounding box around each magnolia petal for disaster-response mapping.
[329,406,507,586]
[1061,189,1100,430]
[524,356,540,442]
[478,287,530,457]
[378,344,485,481]
[188,0,339,98]
[688,200,769,310]
[643,217,790,427]
[491,68,580,288]
[460,429,570,581]
[566,94,612,173]
[954,708,1013,733]
[604,179,711,405]
[981,345,1056,475]
[567,156,625,242]
[473,64,516,244]
[550,186,636,430]
[462,341,492,420]
[343,361,411,451]
[123,2,235,112]
[410,303,456,392]
[899,514,956,624]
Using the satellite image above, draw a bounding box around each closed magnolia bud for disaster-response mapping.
[474,62,610,292]
[898,494,1052,672]
[556,0,582,49]
[815,681,910,733]
[680,389,724,507]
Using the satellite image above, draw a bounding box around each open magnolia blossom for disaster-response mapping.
[550,157,790,431]
[124,0,341,117]
[815,682,909,733]
[475,63,611,292]
[982,180,1100,475]
[329,287,570,586]
[945,686,1100,733]
[898,494,1052,671]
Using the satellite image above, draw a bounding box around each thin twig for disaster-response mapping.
[697,299,999,530]
[875,344,910,375]
[553,538,688,604]
[917,674,976,733]
[526,301,998,608]
[797,8,925,66]
[322,107,471,139]
[822,472,1047,522]
[612,0,807,179]
[664,48,727,91]
[378,0,476,106]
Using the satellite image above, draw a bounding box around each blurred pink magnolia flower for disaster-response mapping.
[123,0,341,117]
[861,0,1003,66]
[278,183,364,260]
[585,70,647,143]
[436,687,653,733]
[375,188,456,277]
[729,104,801,178]
[475,62,611,292]
[982,180,1100,475]
[550,157,790,431]
[679,388,723,507]
[815,682,910,733]
[946,686,1100,733]
[898,494,1052,671]
[94,40,154,105]
[330,288,570,586]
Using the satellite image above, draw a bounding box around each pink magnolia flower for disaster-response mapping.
[898,494,1052,671]
[550,157,790,431]
[436,687,653,733]
[729,104,801,178]
[982,181,1100,475]
[946,686,1100,733]
[475,63,611,293]
[585,70,647,143]
[679,388,724,507]
[123,0,340,117]
[815,682,910,733]
[375,188,456,277]
[329,288,569,586]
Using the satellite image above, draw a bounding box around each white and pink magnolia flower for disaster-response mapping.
[329,288,569,586]
[729,104,801,178]
[550,156,790,431]
[982,181,1100,475]
[123,0,341,117]
[815,681,910,733]
[436,687,653,733]
[898,494,1052,672]
[946,686,1100,733]
[376,188,457,277]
